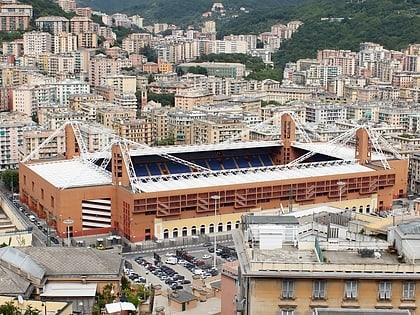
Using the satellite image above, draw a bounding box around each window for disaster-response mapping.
[344,280,358,299]
[313,280,326,299]
[277,311,295,315]
[226,221,232,231]
[378,281,391,300]
[282,280,294,299]
[218,222,223,232]
[163,229,169,239]
[172,228,178,238]
[402,281,415,300]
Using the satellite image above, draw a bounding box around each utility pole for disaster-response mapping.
[288,186,294,213]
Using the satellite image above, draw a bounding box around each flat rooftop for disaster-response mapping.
[26,159,112,189]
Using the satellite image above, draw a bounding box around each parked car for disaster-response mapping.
[202,254,212,259]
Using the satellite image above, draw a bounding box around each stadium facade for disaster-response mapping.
[18,114,408,242]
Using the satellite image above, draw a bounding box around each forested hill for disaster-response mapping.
[76,0,307,25]
[269,0,420,74]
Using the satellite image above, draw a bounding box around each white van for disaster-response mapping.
[165,257,178,265]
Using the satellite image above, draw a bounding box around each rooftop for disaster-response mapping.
[135,160,373,193]
[26,159,112,189]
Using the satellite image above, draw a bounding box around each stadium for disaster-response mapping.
[18,113,408,242]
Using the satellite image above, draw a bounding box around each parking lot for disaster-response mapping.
[125,242,237,291]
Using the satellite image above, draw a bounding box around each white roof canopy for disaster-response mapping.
[41,283,97,297]
[105,302,136,313]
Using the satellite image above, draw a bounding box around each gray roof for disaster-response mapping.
[168,290,197,303]
[398,220,420,235]
[243,215,299,225]
[0,247,46,280]
[0,264,32,297]
[19,247,122,277]
[210,280,221,289]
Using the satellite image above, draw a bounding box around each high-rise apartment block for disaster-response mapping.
[23,31,52,56]
[35,16,69,35]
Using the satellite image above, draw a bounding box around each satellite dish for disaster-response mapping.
[17,295,24,304]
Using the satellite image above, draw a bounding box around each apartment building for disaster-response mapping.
[79,122,118,153]
[2,38,23,57]
[178,62,246,78]
[0,112,34,169]
[56,0,76,12]
[193,116,248,144]
[223,34,257,50]
[174,90,213,110]
[74,7,92,18]
[305,103,347,125]
[89,55,132,87]
[0,64,25,86]
[0,11,30,31]
[96,104,137,128]
[0,3,32,31]
[70,16,94,34]
[111,117,153,145]
[148,107,169,143]
[48,79,90,106]
[68,93,104,111]
[48,54,77,79]
[167,109,206,144]
[12,84,56,116]
[22,128,65,160]
[104,74,137,94]
[77,32,97,49]
[23,31,52,56]
[131,15,143,29]
[208,40,248,55]
[232,212,420,315]
[37,106,84,129]
[52,32,78,53]
[35,16,69,35]
[113,92,137,108]
[265,86,314,103]
[121,32,152,54]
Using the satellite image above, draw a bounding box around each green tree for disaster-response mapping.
[147,92,174,106]
[187,66,208,75]
[140,45,158,63]
[0,301,41,315]
[1,169,19,192]
[155,137,175,146]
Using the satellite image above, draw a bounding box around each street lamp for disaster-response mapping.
[211,194,220,269]
[337,181,346,205]
[63,218,74,247]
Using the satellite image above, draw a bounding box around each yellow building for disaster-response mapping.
[232,213,420,315]
[174,90,214,111]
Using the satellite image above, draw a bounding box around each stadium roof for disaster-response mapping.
[292,142,386,161]
[128,140,281,157]
[26,159,112,189]
[135,161,374,193]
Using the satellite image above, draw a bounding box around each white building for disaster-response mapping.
[23,31,52,56]
[49,79,90,106]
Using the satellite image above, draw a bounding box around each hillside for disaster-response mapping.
[76,0,307,25]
